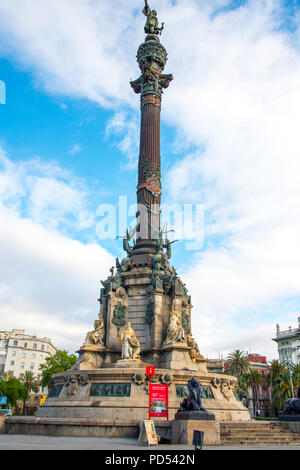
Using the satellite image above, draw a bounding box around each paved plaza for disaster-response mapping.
[0,435,300,451]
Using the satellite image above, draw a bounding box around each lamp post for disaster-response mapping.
[284,350,294,398]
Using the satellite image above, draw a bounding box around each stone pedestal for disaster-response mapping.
[159,343,195,370]
[114,359,144,368]
[279,414,300,422]
[171,419,221,446]
[0,417,5,434]
[175,410,215,420]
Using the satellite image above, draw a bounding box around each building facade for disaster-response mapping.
[246,354,272,417]
[273,317,300,365]
[0,328,56,380]
[224,353,272,417]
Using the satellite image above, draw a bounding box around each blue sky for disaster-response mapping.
[0,0,300,360]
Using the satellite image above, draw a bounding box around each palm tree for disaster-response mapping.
[265,359,288,415]
[226,350,250,377]
[19,371,40,415]
[246,369,263,416]
[237,374,249,394]
[0,370,14,382]
[271,368,293,412]
[267,359,286,382]
[292,363,300,388]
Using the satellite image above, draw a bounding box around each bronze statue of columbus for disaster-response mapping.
[142,0,164,35]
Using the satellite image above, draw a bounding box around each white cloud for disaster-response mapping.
[68,143,82,156]
[0,0,300,359]
[0,147,94,231]
[0,153,114,351]
[105,111,139,170]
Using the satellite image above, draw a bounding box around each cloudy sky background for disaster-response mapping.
[0,0,300,360]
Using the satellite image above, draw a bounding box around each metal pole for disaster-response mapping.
[149,375,151,420]
[255,383,260,416]
[285,350,294,398]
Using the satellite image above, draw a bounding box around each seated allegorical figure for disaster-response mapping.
[163,304,186,344]
[120,322,141,360]
[187,335,205,362]
[84,312,105,347]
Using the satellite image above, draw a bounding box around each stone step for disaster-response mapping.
[221,433,298,439]
[220,421,300,446]
[222,435,300,441]
[222,441,300,446]
[222,434,300,440]
[221,427,295,433]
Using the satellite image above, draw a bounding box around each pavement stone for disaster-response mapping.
[0,435,300,451]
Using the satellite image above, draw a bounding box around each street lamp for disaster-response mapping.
[284,350,294,398]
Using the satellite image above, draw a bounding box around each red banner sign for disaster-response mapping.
[149,383,169,420]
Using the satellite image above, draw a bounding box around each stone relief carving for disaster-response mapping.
[65,376,79,397]
[221,379,232,401]
[63,374,89,398]
[132,373,146,386]
[146,297,155,326]
[112,303,126,333]
[160,373,173,385]
[211,377,221,389]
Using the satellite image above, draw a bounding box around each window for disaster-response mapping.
[20,363,25,369]
[33,343,37,350]
[13,340,18,346]
[22,353,26,358]
[12,351,16,357]
[24,342,27,349]
[10,360,15,366]
[32,354,36,359]
[30,363,34,370]
[41,345,44,351]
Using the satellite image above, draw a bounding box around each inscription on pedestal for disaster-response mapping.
[176,384,214,399]
[48,385,63,398]
[90,383,131,397]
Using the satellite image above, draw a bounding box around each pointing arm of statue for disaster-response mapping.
[143,0,151,17]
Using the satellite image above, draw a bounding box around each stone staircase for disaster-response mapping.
[220,421,300,446]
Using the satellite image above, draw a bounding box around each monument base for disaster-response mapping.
[171,419,221,446]
[174,410,215,421]
[278,414,300,422]
[34,368,250,423]
[113,359,144,368]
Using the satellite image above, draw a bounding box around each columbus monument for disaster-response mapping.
[36,1,250,433]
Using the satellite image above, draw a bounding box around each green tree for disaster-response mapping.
[0,371,14,382]
[226,350,250,377]
[0,376,27,410]
[271,368,293,412]
[246,369,263,416]
[39,350,77,389]
[237,374,249,394]
[267,359,286,384]
[19,371,40,415]
[291,363,300,389]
